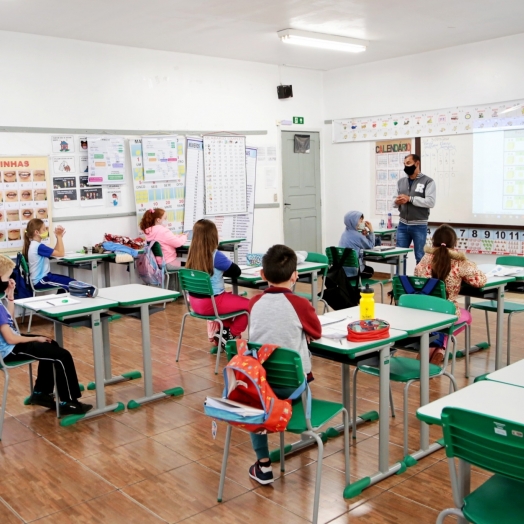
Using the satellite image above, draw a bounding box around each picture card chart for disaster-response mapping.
[0,156,51,251]
[87,136,125,185]
[142,136,179,182]
[374,139,412,219]
[131,137,186,234]
[203,135,247,215]
[184,137,256,264]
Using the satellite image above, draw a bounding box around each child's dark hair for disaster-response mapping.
[431,224,457,282]
[139,208,164,232]
[23,218,44,260]
[262,244,297,284]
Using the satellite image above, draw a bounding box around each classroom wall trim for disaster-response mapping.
[254,203,280,208]
[58,211,137,222]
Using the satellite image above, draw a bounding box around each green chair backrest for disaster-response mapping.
[178,268,214,297]
[19,253,29,275]
[150,241,163,258]
[398,293,456,315]
[441,407,524,481]
[496,255,524,267]
[225,341,304,392]
[325,247,359,268]
[392,275,447,301]
[305,252,328,265]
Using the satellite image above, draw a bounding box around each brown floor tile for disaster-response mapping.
[122,461,248,522]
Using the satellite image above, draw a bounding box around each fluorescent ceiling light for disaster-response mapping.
[277,29,368,53]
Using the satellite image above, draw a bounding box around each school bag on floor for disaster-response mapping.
[204,339,307,434]
[323,247,361,310]
[137,243,164,286]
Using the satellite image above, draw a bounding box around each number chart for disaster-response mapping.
[427,225,524,255]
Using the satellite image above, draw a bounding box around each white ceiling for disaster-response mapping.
[2,0,524,70]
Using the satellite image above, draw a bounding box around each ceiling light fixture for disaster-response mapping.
[277,29,368,53]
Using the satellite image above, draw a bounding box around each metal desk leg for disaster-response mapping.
[128,260,136,282]
[126,304,183,409]
[311,271,318,310]
[67,266,75,279]
[103,260,111,287]
[91,260,99,287]
[344,344,405,499]
[495,285,505,370]
[60,311,124,427]
[87,317,142,390]
[462,292,492,361]
[54,323,64,348]
[233,244,239,265]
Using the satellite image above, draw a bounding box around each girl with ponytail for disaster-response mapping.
[415,224,487,361]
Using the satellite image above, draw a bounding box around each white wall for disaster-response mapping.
[323,32,524,271]
[0,30,324,283]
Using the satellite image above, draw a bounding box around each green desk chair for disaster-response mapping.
[437,407,524,524]
[352,294,458,458]
[293,252,329,313]
[469,255,524,368]
[217,341,349,524]
[176,268,249,375]
[326,246,389,303]
[19,253,59,333]
[0,352,61,439]
[150,241,182,291]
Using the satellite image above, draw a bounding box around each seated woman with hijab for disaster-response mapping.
[339,211,375,279]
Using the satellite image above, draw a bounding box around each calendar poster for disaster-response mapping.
[203,135,247,215]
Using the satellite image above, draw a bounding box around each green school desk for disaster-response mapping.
[460,275,516,371]
[55,252,110,286]
[485,358,524,388]
[307,316,407,497]
[364,246,412,276]
[14,294,123,426]
[236,260,329,308]
[97,284,182,409]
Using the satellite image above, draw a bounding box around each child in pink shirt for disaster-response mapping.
[140,208,187,270]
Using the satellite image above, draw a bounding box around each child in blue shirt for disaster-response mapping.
[0,255,91,415]
[23,218,75,290]
[185,219,249,346]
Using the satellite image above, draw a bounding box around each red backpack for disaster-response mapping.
[204,340,306,433]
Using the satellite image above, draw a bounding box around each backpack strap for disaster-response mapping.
[420,277,440,296]
[235,340,279,363]
[399,275,416,294]
[256,342,280,364]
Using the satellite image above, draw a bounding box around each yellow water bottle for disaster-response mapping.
[360,284,375,320]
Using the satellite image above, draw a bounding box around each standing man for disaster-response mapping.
[393,154,436,264]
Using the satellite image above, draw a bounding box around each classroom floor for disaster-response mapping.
[0,282,516,523]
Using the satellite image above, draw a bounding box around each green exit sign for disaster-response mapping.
[293,116,304,124]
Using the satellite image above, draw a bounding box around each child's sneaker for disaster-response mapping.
[248,460,274,485]
[59,400,93,415]
[214,327,236,350]
[29,392,56,409]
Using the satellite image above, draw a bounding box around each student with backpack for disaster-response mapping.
[139,208,187,272]
[24,218,76,290]
[247,244,322,484]
[185,219,249,347]
[414,224,487,362]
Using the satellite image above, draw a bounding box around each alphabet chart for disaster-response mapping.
[185,136,256,264]
[203,135,247,215]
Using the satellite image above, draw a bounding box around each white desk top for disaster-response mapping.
[478,263,524,281]
[416,381,524,426]
[15,295,119,318]
[487,359,524,388]
[319,303,456,337]
[97,284,180,306]
[239,261,327,281]
[364,247,412,257]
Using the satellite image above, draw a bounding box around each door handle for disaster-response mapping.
[284,203,291,206]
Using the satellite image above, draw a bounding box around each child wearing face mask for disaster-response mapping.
[140,208,187,271]
[23,218,76,290]
[0,255,92,415]
[339,210,375,279]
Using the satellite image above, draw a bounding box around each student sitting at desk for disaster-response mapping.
[24,218,76,291]
[185,219,249,347]
[139,208,187,271]
[247,244,322,484]
[415,224,487,363]
[339,210,375,279]
[0,255,92,415]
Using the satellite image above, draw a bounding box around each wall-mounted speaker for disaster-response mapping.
[277,85,293,99]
